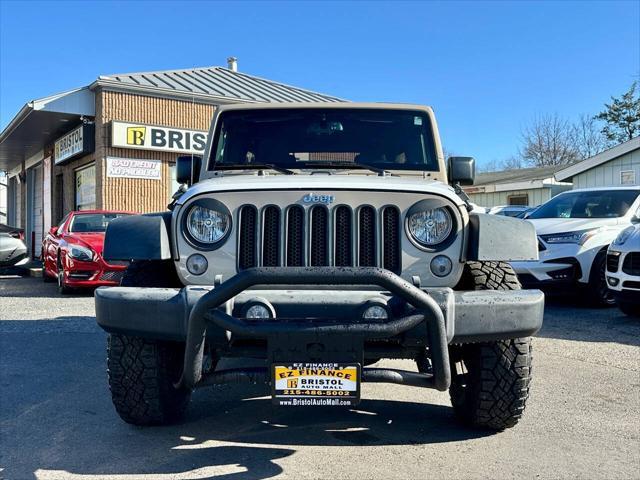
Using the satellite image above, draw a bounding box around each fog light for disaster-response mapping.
[186,254,208,275]
[363,305,388,320]
[430,255,452,277]
[607,276,619,287]
[245,304,271,319]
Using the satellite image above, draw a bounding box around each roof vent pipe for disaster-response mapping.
[227,57,238,72]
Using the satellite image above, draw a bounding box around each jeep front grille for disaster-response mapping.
[237,204,401,273]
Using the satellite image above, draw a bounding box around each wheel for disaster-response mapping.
[449,338,532,430]
[617,300,640,317]
[42,266,54,283]
[587,251,615,307]
[109,259,189,425]
[108,334,191,426]
[450,261,532,430]
[456,261,521,291]
[57,259,72,294]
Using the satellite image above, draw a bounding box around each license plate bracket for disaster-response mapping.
[272,362,361,406]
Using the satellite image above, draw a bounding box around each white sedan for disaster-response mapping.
[511,187,640,306]
[607,223,640,316]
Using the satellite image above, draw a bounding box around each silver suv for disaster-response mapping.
[95,103,543,430]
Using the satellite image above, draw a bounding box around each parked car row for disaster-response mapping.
[41,210,133,294]
[510,186,640,316]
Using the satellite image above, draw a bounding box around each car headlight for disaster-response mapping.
[613,226,635,246]
[67,244,94,262]
[186,205,230,244]
[539,228,600,245]
[407,207,453,246]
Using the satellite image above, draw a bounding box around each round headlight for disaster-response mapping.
[186,205,230,244]
[408,207,453,246]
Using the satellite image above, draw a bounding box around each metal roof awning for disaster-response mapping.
[0,87,95,171]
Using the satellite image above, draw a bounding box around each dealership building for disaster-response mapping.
[463,165,572,208]
[0,59,342,258]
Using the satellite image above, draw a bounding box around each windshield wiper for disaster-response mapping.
[214,163,294,175]
[303,162,391,176]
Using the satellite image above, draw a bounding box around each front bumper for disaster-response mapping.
[63,257,127,288]
[512,242,601,286]
[95,267,544,392]
[606,249,640,294]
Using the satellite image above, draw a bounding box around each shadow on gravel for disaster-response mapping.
[538,295,640,347]
[0,316,491,480]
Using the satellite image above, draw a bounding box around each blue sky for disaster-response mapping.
[1,0,638,169]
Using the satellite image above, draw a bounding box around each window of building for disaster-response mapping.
[55,174,64,223]
[620,170,636,185]
[75,163,96,210]
[508,194,529,206]
[168,163,181,200]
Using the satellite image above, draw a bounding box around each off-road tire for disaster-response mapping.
[617,300,640,317]
[587,251,615,307]
[107,334,191,426]
[450,261,532,430]
[108,259,189,425]
[456,261,521,291]
[449,338,532,430]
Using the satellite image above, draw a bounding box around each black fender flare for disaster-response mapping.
[103,212,173,261]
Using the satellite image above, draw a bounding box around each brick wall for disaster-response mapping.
[96,90,216,213]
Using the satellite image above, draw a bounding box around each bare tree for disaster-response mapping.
[571,114,608,159]
[518,114,579,167]
[477,159,500,173]
[501,155,525,170]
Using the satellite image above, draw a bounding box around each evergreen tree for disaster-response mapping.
[595,81,640,145]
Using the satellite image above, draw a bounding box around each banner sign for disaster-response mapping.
[111,121,207,155]
[106,157,162,180]
[54,124,95,165]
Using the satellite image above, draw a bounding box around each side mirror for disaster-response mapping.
[447,157,475,186]
[176,155,202,186]
[49,226,59,236]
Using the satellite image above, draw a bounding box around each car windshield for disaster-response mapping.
[69,213,129,233]
[527,190,639,219]
[208,108,438,172]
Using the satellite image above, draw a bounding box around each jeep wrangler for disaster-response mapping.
[96,103,543,430]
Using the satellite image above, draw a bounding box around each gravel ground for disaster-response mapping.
[1,273,639,480]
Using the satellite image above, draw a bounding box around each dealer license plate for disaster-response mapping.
[272,362,360,406]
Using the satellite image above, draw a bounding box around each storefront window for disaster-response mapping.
[75,164,96,210]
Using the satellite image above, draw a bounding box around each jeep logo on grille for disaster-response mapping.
[302,193,334,205]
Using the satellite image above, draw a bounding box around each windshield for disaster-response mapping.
[527,190,639,219]
[208,108,438,172]
[69,213,130,233]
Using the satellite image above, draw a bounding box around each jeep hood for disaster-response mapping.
[178,174,465,206]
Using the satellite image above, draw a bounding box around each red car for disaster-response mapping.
[42,210,133,293]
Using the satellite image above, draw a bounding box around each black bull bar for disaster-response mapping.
[177,267,451,392]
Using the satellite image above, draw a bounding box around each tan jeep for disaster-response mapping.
[96,103,543,430]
